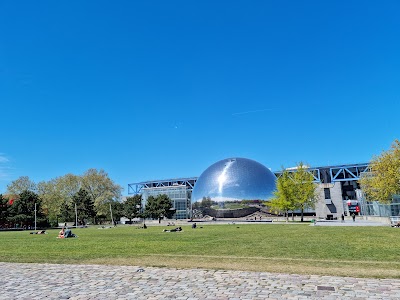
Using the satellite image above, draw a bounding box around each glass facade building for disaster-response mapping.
[128,178,197,220]
[141,186,192,219]
[128,162,400,221]
[362,197,400,217]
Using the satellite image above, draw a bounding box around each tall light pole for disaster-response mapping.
[110,203,114,226]
[34,203,37,231]
[75,203,78,229]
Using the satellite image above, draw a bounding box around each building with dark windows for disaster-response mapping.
[276,163,370,220]
[128,160,400,220]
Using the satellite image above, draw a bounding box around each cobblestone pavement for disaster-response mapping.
[1,262,400,299]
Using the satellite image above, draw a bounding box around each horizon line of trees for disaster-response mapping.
[0,189,174,228]
[3,168,123,226]
[1,167,174,227]
[2,139,399,227]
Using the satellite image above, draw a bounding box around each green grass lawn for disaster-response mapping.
[1,224,399,278]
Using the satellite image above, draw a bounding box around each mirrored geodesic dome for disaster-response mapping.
[191,158,276,209]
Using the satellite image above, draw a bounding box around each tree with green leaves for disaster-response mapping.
[360,139,400,203]
[81,169,122,221]
[145,194,173,223]
[37,174,82,226]
[123,195,142,222]
[6,176,37,195]
[0,194,10,227]
[269,162,318,222]
[58,201,74,223]
[8,190,46,228]
[291,162,318,222]
[200,196,213,208]
[268,170,296,222]
[110,201,124,224]
[71,188,95,225]
[37,178,64,225]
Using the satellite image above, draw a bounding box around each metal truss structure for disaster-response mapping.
[274,163,369,183]
[128,164,370,195]
[274,168,321,183]
[128,177,198,195]
[329,164,370,182]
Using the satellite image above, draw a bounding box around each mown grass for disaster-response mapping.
[1,224,399,278]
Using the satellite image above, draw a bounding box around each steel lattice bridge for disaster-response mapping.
[128,163,370,194]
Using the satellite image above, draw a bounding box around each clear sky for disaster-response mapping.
[1,1,399,194]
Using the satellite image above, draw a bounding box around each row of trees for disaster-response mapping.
[0,191,47,228]
[2,169,123,227]
[192,196,214,209]
[1,167,175,227]
[122,194,174,223]
[0,189,174,228]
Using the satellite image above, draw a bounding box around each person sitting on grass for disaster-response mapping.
[57,227,65,238]
[136,223,147,229]
[57,227,77,238]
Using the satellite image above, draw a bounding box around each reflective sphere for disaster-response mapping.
[192,157,276,205]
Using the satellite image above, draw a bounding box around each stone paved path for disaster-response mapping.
[1,262,400,299]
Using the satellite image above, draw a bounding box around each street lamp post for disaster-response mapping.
[75,203,78,229]
[110,203,114,226]
[34,203,37,231]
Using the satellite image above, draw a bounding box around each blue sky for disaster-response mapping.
[1,1,399,194]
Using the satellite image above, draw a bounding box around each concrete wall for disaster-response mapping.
[362,215,391,225]
[315,182,345,220]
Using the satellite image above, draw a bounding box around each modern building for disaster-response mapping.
[128,161,400,220]
[277,163,400,219]
[128,178,197,219]
[276,163,369,219]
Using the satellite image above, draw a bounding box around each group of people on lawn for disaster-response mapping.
[35,223,197,237]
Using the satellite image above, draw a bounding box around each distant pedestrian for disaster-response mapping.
[352,213,356,222]
[341,214,345,222]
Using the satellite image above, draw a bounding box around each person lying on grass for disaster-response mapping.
[163,226,182,232]
[30,230,47,234]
